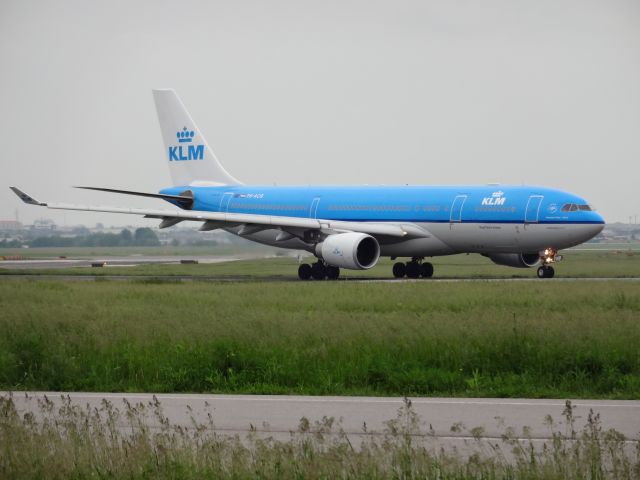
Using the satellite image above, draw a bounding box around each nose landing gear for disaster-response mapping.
[537,265,555,279]
[392,257,434,279]
[537,248,563,279]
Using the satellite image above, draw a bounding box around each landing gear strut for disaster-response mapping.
[392,257,434,279]
[298,261,340,281]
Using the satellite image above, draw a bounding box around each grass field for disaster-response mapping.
[1,249,639,279]
[0,278,639,398]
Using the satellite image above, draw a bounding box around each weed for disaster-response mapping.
[0,394,637,479]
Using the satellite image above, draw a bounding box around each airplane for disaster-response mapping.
[11,89,605,280]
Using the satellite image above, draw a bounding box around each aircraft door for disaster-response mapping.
[309,197,320,219]
[525,195,544,223]
[219,192,234,212]
[450,195,467,223]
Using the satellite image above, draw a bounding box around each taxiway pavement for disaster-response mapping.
[5,392,639,445]
[0,254,263,269]
[0,274,638,283]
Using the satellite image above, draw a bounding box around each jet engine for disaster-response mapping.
[316,232,380,270]
[486,253,540,268]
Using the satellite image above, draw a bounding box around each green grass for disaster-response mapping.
[1,395,638,479]
[0,279,639,398]
[1,250,640,278]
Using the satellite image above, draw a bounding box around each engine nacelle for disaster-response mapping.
[486,253,540,268]
[316,232,380,270]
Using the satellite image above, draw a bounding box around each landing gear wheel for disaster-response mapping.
[326,266,340,280]
[537,265,555,279]
[420,262,434,278]
[406,262,421,279]
[392,262,406,278]
[311,262,327,280]
[298,264,312,280]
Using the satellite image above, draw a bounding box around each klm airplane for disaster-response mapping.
[11,89,605,280]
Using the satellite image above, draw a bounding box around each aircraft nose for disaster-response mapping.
[589,213,605,236]
[595,211,605,226]
[593,222,604,236]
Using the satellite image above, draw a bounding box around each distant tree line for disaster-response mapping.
[0,239,22,248]
[0,228,160,248]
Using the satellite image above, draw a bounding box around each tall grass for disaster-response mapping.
[0,280,639,397]
[0,394,638,479]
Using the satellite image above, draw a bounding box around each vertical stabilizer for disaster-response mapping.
[153,89,242,187]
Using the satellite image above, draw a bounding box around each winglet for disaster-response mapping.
[10,187,47,206]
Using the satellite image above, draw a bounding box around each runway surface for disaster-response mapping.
[5,392,639,450]
[2,253,638,282]
[0,254,262,270]
[1,274,639,283]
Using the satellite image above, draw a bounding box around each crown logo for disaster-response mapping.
[176,127,195,143]
[492,190,504,197]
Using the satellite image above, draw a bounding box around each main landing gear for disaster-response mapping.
[392,257,434,279]
[298,261,340,281]
[536,248,562,279]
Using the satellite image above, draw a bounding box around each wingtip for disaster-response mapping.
[9,186,46,206]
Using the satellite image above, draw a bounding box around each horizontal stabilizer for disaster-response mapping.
[75,186,194,209]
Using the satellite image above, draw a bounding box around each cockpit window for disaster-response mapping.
[561,203,592,212]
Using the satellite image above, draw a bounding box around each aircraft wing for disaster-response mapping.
[10,187,422,239]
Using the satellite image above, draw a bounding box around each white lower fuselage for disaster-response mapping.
[229,221,604,258]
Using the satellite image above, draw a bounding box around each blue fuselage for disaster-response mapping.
[161,184,605,226]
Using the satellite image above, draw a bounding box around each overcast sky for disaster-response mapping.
[1,0,639,226]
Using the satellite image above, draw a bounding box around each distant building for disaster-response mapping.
[0,220,23,231]
[32,219,57,231]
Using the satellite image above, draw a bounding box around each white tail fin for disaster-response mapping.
[152,89,242,187]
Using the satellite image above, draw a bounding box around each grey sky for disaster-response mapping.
[1,0,639,226]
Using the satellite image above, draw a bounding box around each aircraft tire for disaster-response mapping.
[298,264,312,280]
[537,266,555,279]
[326,266,340,280]
[392,262,406,278]
[420,262,434,278]
[311,262,327,280]
[406,262,421,279]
